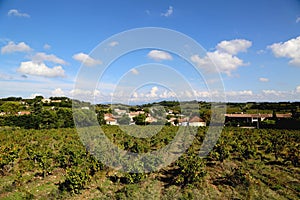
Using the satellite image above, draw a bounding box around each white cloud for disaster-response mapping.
[226,90,253,96]
[296,17,300,23]
[262,90,283,96]
[161,6,173,17]
[109,41,119,47]
[72,52,102,67]
[69,89,101,100]
[130,68,139,75]
[29,93,43,99]
[191,52,245,76]
[296,85,300,93]
[8,9,30,18]
[259,77,269,82]
[1,41,32,54]
[268,36,300,66]
[159,90,176,99]
[17,61,65,78]
[148,86,158,98]
[191,39,251,76]
[32,52,67,65]
[43,44,51,50]
[217,39,252,55]
[51,88,65,96]
[147,50,172,61]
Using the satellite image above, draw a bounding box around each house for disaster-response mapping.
[51,99,62,103]
[189,116,206,127]
[42,98,51,103]
[224,113,292,126]
[178,116,206,127]
[168,117,178,126]
[17,111,31,116]
[145,116,158,123]
[104,113,114,120]
[178,118,189,126]
[105,117,118,125]
[128,111,145,122]
[114,109,127,116]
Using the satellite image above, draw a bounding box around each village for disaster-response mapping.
[103,108,207,127]
[0,96,299,129]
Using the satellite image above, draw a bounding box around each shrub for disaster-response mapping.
[59,166,91,194]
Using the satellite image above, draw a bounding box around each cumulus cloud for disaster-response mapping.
[217,39,252,55]
[161,6,173,17]
[8,9,30,18]
[43,44,51,50]
[191,52,245,76]
[268,36,300,66]
[51,88,65,96]
[296,86,300,93]
[32,52,67,65]
[226,90,253,96]
[17,61,65,78]
[191,39,252,76]
[69,89,100,99]
[130,68,139,75]
[146,86,158,98]
[29,93,43,99]
[259,77,269,82]
[159,91,176,99]
[72,53,102,67]
[109,41,119,47]
[1,41,32,54]
[147,50,172,61]
[262,90,283,96]
[296,17,300,23]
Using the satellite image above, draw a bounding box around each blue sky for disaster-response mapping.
[0,0,300,103]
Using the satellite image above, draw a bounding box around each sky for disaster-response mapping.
[1,0,300,103]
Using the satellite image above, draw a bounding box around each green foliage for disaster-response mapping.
[175,152,206,186]
[0,102,20,115]
[0,126,299,199]
[59,166,91,194]
[209,139,230,162]
[118,114,131,125]
[220,167,250,187]
[133,114,148,125]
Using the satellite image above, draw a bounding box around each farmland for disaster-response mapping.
[0,126,299,199]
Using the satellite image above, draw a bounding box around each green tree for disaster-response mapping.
[133,114,148,125]
[118,114,131,125]
[0,102,20,115]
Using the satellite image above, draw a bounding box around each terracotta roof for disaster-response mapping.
[178,118,189,123]
[189,116,205,122]
[106,117,116,122]
[276,113,292,118]
[225,113,272,118]
[225,113,292,118]
[17,111,31,115]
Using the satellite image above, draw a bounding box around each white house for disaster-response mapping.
[178,116,206,127]
[105,117,118,125]
[189,116,206,127]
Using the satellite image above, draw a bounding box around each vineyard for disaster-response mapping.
[0,126,299,199]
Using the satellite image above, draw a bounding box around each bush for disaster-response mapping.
[59,166,91,194]
[175,152,206,186]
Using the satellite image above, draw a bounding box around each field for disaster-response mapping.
[0,126,299,199]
